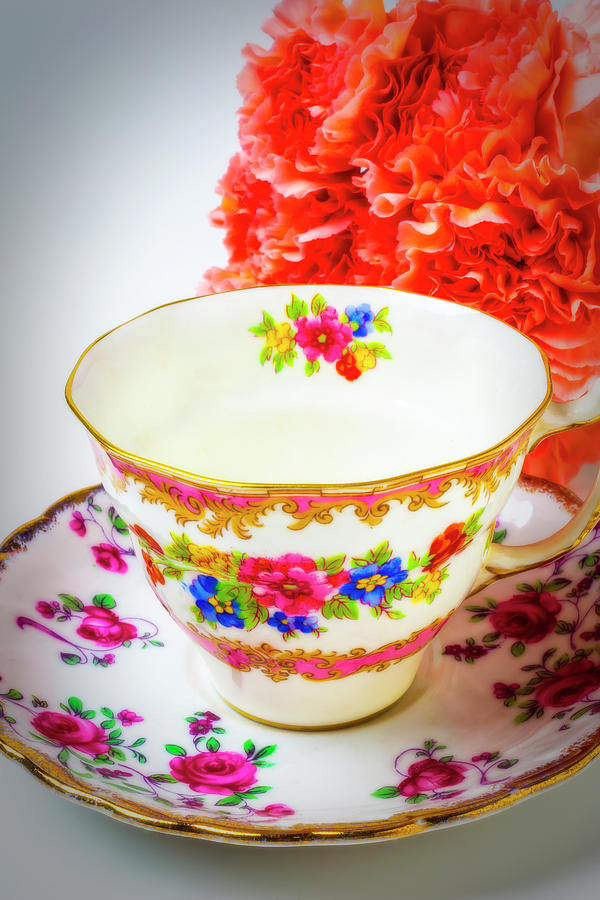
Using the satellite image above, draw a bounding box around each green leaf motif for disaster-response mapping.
[464,508,485,537]
[68,696,83,714]
[386,609,405,620]
[373,308,392,334]
[5,689,23,700]
[262,310,275,330]
[366,341,391,359]
[366,540,392,566]
[371,785,400,799]
[305,359,320,376]
[165,532,192,563]
[148,773,179,783]
[239,785,271,797]
[110,747,126,761]
[286,293,308,321]
[243,740,256,757]
[273,353,284,374]
[310,293,326,315]
[514,709,536,724]
[254,744,277,760]
[163,567,184,581]
[492,528,507,544]
[315,553,345,574]
[322,597,359,620]
[206,737,220,752]
[545,578,571,592]
[511,641,526,658]
[92,594,116,610]
[165,744,187,757]
[259,345,272,366]
[58,748,70,765]
[215,795,243,807]
[58,594,84,612]
[60,653,81,665]
[108,507,129,534]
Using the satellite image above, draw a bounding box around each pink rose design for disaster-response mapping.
[238,553,336,615]
[69,511,87,536]
[255,804,295,818]
[32,711,109,756]
[117,709,144,726]
[92,543,128,573]
[76,606,138,648]
[169,751,258,795]
[36,600,58,619]
[294,307,353,363]
[188,712,220,737]
[489,591,561,643]
[534,658,600,708]
[398,758,467,797]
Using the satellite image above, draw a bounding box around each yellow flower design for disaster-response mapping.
[411,570,444,604]
[265,322,295,354]
[189,544,232,579]
[354,346,377,372]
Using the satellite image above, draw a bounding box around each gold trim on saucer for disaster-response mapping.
[1,483,600,844]
[65,286,554,498]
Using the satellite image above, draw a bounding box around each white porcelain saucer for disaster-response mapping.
[0,476,598,845]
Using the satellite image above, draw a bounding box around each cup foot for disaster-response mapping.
[202,649,424,730]
[219,694,406,731]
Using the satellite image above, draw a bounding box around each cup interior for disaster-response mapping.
[68,285,550,486]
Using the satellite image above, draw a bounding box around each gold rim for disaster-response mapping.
[1,482,599,844]
[65,286,554,496]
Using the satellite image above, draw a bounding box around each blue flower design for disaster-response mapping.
[189,574,245,629]
[268,611,295,634]
[339,558,408,607]
[292,615,320,634]
[345,303,374,337]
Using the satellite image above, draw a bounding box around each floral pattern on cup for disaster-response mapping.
[372,739,518,805]
[132,511,484,639]
[443,519,600,729]
[16,591,163,667]
[69,495,133,574]
[0,685,294,820]
[250,291,392,379]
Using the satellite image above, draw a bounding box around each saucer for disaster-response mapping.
[1,476,598,845]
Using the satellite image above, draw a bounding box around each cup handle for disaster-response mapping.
[471,383,600,593]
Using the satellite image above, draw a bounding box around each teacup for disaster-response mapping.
[66,285,600,728]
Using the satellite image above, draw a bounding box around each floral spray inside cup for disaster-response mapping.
[66,285,600,728]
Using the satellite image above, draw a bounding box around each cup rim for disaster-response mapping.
[65,285,554,496]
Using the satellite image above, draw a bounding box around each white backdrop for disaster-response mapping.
[2,2,599,898]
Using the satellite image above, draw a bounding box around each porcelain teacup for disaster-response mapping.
[66,285,600,728]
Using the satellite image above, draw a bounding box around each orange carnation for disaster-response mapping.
[204,0,600,485]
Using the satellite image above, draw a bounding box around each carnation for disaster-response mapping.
[204,0,600,484]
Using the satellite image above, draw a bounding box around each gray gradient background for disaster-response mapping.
[1,1,599,897]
